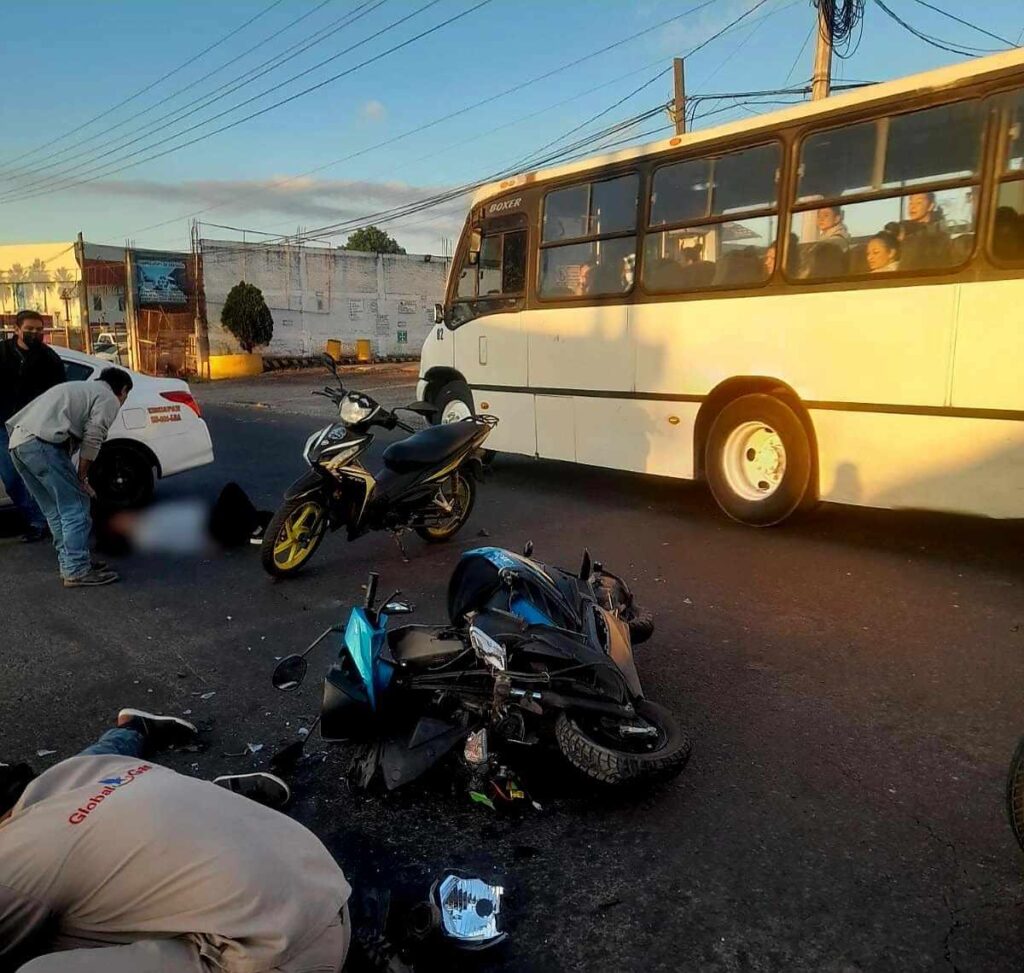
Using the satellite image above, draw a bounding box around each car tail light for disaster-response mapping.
[160,390,202,418]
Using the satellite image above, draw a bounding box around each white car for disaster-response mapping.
[1,347,214,507]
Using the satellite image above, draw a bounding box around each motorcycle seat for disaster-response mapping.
[382,422,480,474]
[388,626,465,666]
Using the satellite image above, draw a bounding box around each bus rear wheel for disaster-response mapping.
[705,393,812,526]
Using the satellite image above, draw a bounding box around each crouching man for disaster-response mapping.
[0,710,350,972]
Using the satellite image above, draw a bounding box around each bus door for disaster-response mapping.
[450,210,533,455]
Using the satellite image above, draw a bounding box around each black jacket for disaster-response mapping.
[0,337,66,424]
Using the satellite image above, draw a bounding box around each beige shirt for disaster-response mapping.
[0,756,350,972]
[6,381,121,461]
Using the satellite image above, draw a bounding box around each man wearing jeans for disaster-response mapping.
[0,709,351,973]
[0,310,66,543]
[6,368,132,587]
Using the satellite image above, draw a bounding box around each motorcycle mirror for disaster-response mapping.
[384,601,415,615]
[579,548,592,580]
[523,540,534,558]
[272,654,308,692]
[321,352,338,375]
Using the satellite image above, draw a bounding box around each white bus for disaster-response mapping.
[417,49,1024,526]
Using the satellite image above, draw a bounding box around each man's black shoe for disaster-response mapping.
[20,526,50,543]
[116,709,198,751]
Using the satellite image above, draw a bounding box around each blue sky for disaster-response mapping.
[0,0,1021,253]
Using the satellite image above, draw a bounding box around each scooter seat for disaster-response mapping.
[382,422,480,474]
[388,626,465,666]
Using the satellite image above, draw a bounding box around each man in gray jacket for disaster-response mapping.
[0,709,351,972]
[6,367,132,587]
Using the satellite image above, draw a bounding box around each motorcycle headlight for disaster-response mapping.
[340,392,378,426]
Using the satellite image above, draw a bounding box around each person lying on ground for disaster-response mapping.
[0,709,351,973]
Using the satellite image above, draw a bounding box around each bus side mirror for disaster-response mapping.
[433,303,444,325]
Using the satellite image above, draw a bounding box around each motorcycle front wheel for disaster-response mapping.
[415,471,476,543]
[1007,734,1024,853]
[261,495,329,577]
[555,699,691,787]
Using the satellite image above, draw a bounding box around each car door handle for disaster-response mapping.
[479,335,488,365]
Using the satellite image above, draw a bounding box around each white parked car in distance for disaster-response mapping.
[1,347,214,508]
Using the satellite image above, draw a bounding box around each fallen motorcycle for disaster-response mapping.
[261,354,496,577]
[272,547,690,789]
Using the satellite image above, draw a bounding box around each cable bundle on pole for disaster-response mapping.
[813,0,865,58]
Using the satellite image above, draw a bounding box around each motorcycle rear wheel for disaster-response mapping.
[555,699,690,787]
[415,472,475,543]
[261,496,329,577]
[1007,734,1024,852]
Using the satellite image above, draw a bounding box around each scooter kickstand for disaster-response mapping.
[392,530,410,563]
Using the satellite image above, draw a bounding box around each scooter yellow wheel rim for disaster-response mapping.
[273,501,326,570]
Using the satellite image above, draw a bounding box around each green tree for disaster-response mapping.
[343,225,406,254]
[221,280,274,353]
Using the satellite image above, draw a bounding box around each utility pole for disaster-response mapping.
[74,231,93,354]
[672,57,686,134]
[811,2,832,101]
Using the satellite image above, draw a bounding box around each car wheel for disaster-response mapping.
[90,446,156,508]
[705,393,812,526]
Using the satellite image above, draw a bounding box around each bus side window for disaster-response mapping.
[791,99,985,280]
[642,141,780,294]
[991,88,1024,264]
[502,229,527,293]
[539,174,638,299]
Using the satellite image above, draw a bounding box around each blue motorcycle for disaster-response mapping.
[272,546,690,789]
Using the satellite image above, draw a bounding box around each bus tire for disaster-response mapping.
[705,393,811,526]
[431,379,474,426]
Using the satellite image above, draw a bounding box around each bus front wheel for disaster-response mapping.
[705,393,812,526]
[432,379,474,425]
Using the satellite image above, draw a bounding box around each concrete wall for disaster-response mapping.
[201,240,449,358]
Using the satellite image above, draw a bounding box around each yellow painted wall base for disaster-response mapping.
[209,354,264,380]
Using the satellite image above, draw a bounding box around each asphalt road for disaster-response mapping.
[1,373,1022,972]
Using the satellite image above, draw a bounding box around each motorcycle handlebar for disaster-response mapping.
[364,572,379,609]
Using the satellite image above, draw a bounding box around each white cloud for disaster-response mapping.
[360,99,386,121]
[76,175,467,252]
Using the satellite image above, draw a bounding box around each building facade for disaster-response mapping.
[201,240,448,358]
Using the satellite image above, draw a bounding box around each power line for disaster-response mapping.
[0,0,344,182]
[519,0,773,171]
[872,0,1002,56]
[115,0,738,239]
[0,0,427,204]
[785,22,815,84]
[0,0,288,170]
[905,0,1017,48]
[157,54,682,241]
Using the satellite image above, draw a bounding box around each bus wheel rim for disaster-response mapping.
[441,399,471,424]
[721,421,787,502]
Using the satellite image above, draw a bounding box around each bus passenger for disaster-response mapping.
[816,206,850,248]
[866,231,900,273]
[901,192,950,269]
[577,261,595,296]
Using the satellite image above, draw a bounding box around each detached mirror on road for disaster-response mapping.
[272,654,308,691]
[384,601,415,615]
